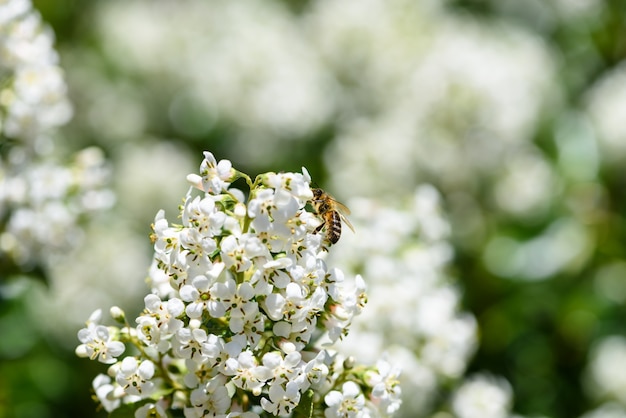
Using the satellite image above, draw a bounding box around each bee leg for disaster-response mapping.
[313,223,325,235]
[313,222,330,250]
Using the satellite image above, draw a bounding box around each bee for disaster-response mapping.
[311,188,354,245]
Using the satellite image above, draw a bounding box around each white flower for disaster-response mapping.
[76,321,125,364]
[182,194,227,237]
[136,294,184,352]
[324,381,366,418]
[115,357,156,397]
[263,291,286,322]
[220,233,271,272]
[230,310,265,349]
[179,272,225,319]
[365,357,402,415]
[199,151,234,194]
[173,327,215,363]
[262,351,303,385]
[260,380,302,416]
[186,383,231,418]
[183,334,227,387]
[248,188,276,232]
[92,374,122,413]
[212,277,258,320]
[135,401,167,418]
[179,227,218,267]
[302,351,330,390]
[211,276,266,347]
[324,274,366,343]
[266,170,313,203]
[224,350,272,396]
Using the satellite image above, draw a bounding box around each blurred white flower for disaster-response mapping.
[553,112,599,182]
[113,141,196,224]
[451,374,513,418]
[90,0,335,162]
[365,357,402,415]
[584,336,626,405]
[549,0,604,21]
[1,147,113,268]
[579,402,626,418]
[0,4,72,141]
[31,216,149,343]
[585,61,626,164]
[492,150,557,219]
[92,374,121,413]
[0,0,31,25]
[315,0,558,202]
[593,262,626,305]
[0,1,113,277]
[483,217,592,281]
[328,185,477,416]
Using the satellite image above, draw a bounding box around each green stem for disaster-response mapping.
[234,170,254,190]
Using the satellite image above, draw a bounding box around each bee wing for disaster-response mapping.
[341,213,355,233]
[331,197,355,232]
[333,199,351,216]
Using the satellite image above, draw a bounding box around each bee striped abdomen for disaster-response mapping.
[326,211,342,244]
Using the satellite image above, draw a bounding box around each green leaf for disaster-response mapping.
[292,389,316,418]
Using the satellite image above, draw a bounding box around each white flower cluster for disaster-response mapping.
[0,0,72,142]
[307,0,556,196]
[77,152,401,418]
[0,0,112,273]
[0,146,113,268]
[327,185,477,416]
[92,0,333,159]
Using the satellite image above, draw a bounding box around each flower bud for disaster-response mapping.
[110,306,126,323]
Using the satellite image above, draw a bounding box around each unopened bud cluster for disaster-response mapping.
[77,151,401,417]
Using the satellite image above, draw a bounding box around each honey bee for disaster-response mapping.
[311,188,354,245]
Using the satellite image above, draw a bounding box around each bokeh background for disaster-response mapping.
[3,0,626,417]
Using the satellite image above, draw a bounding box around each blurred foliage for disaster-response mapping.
[446,1,626,417]
[0,280,106,418]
